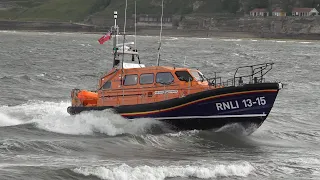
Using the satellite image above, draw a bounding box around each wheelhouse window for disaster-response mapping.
[191,70,206,82]
[156,72,174,85]
[175,71,193,82]
[102,81,111,89]
[140,73,154,85]
[123,74,138,86]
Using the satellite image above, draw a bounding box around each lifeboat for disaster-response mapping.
[67,11,283,134]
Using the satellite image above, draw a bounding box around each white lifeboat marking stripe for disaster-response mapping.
[153,114,267,120]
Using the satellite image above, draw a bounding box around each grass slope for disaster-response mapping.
[19,0,107,21]
[0,0,110,21]
[96,0,193,17]
[0,0,196,22]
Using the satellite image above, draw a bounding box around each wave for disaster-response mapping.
[0,101,163,136]
[0,139,70,153]
[34,111,163,136]
[275,40,287,43]
[20,75,32,81]
[0,76,12,80]
[221,38,243,42]
[299,41,312,44]
[0,75,33,84]
[0,112,22,127]
[215,123,259,136]
[165,37,179,41]
[73,162,254,180]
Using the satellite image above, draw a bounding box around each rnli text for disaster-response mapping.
[216,97,267,111]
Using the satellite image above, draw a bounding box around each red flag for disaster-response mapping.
[98,31,111,44]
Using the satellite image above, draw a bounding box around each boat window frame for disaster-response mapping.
[190,70,205,82]
[123,74,138,86]
[156,72,175,85]
[175,71,193,82]
[101,81,112,89]
[139,73,154,85]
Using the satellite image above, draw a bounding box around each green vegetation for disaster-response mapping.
[95,0,194,19]
[0,0,320,22]
[0,0,111,21]
[18,0,111,21]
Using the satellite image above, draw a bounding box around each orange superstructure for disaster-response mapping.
[71,65,222,108]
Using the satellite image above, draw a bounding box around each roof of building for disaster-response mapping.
[136,14,172,18]
[272,8,285,12]
[250,8,268,13]
[292,8,315,12]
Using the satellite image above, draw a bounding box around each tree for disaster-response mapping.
[248,0,269,9]
[222,0,240,14]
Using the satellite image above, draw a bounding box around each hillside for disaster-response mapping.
[1,0,320,22]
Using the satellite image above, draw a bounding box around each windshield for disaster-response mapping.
[190,70,206,82]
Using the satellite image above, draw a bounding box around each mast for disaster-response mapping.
[156,0,164,66]
[112,11,118,68]
[121,0,128,73]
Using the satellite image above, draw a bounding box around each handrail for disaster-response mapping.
[207,62,274,87]
[233,62,273,85]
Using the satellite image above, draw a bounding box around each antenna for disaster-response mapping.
[114,11,118,40]
[114,11,117,28]
[156,0,164,66]
[134,0,137,50]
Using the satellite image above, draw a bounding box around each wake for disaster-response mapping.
[0,101,162,136]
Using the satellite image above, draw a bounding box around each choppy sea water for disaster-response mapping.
[0,31,320,180]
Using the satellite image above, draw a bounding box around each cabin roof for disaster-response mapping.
[120,66,192,73]
[101,64,199,82]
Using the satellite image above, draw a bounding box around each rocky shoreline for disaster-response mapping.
[1,19,320,40]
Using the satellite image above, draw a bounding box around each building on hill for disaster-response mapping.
[272,8,286,16]
[250,8,269,17]
[292,8,319,16]
[136,14,173,28]
[137,14,172,23]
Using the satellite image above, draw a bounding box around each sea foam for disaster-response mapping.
[73,162,255,180]
[0,101,160,136]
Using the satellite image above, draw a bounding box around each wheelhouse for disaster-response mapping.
[96,65,212,106]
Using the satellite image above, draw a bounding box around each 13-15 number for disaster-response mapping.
[242,97,266,108]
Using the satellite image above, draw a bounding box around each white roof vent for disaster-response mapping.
[123,63,145,69]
